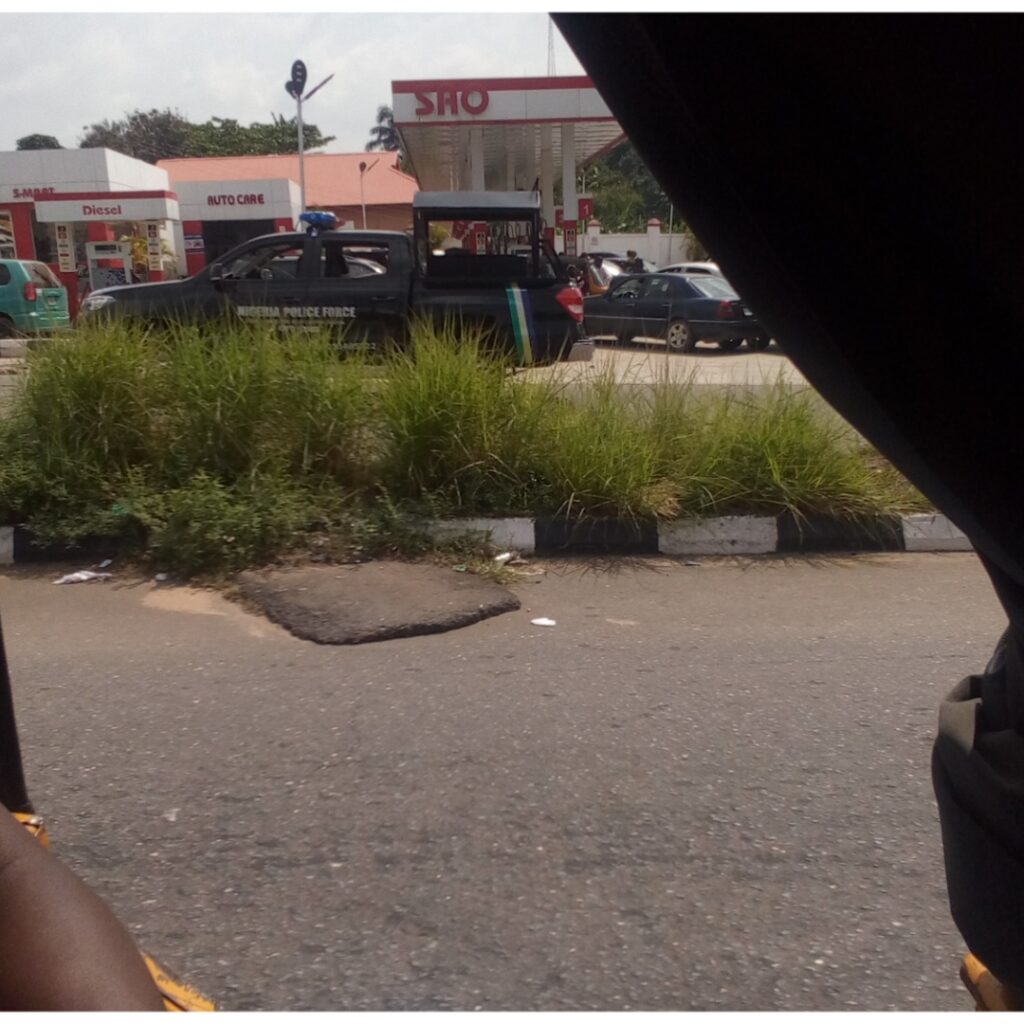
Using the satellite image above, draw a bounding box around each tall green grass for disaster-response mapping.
[0,319,926,574]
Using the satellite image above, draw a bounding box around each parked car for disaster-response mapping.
[586,251,658,274]
[584,271,770,351]
[562,255,616,296]
[658,261,723,275]
[0,259,70,338]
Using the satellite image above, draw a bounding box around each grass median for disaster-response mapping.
[0,319,927,575]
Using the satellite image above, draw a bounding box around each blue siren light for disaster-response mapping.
[299,211,339,234]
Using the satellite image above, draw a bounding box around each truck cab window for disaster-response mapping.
[225,242,305,281]
[319,242,390,280]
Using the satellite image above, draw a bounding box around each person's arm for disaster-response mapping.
[0,809,164,1010]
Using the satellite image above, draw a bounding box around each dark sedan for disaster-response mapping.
[584,272,770,351]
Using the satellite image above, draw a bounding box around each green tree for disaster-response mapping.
[580,140,674,233]
[366,105,399,152]
[78,108,335,163]
[16,134,62,150]
[186,114,334,157]
[79,108,192,162]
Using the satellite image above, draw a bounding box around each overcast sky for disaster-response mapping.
[0,12,585,155]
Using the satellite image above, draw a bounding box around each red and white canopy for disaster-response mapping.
[392,76,624,193]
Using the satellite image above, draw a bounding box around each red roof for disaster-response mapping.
[157,152,418,207]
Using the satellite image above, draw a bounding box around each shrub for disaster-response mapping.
[0,320,926,576]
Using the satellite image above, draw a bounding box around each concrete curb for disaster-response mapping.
[0,513,972,566]
[423,512,972,557]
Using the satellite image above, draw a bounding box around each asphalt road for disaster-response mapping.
[0,553,1005,1010]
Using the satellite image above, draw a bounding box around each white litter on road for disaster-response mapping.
[531,617,557,627]
[53,570,112,585]
[493,552,514,565]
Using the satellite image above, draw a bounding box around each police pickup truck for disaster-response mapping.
[80,192,592,365]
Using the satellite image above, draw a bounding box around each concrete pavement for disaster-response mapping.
[524,342,809,388]
[0,553,1004,1010]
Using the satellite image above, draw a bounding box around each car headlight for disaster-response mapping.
[81,294,117,314]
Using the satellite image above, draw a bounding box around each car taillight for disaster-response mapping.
[556,285,585,322]
[23,281,37,302]
[715,299,740,319]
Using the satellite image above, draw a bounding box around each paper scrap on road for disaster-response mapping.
[531,617,557,627]
[53,570,112,585]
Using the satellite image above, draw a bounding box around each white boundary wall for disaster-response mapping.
[554,219,695,267]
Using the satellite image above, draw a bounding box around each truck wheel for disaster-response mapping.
[0,316,17,339]
[717,337,743,352]
[666,319,696,352]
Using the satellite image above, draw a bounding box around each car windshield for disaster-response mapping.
[588,260,613,287]
[689,275,739,299]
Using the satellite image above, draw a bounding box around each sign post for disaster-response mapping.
[145,222,163,276]
[55,223,74,272]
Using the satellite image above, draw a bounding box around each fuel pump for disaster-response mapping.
[85,241,133,291]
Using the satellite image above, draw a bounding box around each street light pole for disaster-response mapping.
[359,158,379,229]
[285,60,333,222]
[359,162,366,229]
[297,93,305,213]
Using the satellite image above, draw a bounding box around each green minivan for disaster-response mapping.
[0,259,71,337]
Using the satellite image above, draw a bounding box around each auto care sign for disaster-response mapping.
[174,179,298,222]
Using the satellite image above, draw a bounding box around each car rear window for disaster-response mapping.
[689,275,739,299]
[28,263,61,288]
[0,264,10,286]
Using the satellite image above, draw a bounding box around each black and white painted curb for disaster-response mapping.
[422,512,972,556]
[0,513,971,566]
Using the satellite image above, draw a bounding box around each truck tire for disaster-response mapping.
[0,316,17,339]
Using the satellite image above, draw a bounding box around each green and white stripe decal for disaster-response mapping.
[505,285,534,365]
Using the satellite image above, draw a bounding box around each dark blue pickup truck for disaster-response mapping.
[80,192,592,365]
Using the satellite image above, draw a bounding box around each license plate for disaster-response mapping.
[742,307,752,316]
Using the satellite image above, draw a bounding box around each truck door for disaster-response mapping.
[306,237,407,349]
[216,236,313,325]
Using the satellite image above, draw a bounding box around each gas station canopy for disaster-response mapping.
[392,76,624,194]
